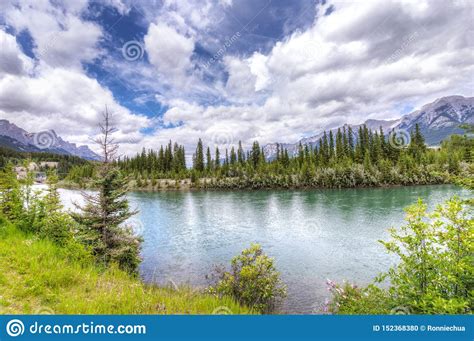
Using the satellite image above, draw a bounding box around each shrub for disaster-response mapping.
[326,280,395,314]
[208,243,287,313]
[329,197,473,314]
[380,197,472,314]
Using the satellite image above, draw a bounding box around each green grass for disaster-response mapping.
[0,218,252,315]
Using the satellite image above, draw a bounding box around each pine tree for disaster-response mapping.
[409,124,427,160]
[342,126,349,159]
[238,141,245,164]
[193,139,205,172]
[298,142,304,166]
[215,147,220,169]
[379,127,387,159]
[348,126,355,160]
[251,141,261,169]
[71,108,142,275]
[230,147,237,165]
[206,146,212,172]
[40,170,74,245]
[322,132,329,165]
[329,131,335,160]
[336,128,344,160]
[0,163,23,222]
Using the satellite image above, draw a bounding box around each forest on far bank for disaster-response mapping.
[61,124,473,190]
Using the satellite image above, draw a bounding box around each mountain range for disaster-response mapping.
[0,120,101,160]
[263,95,473,159]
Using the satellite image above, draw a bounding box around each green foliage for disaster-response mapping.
[380,197,472,314]
[208,244,287,313]
[65,127,472,192]
[329,196,473,315]
[71,165,142,275]
[193,138,205,172]
[0,220,251,315]
[0,163,22,222]
[37,172,76,245]
[326,281,395,314]
[442,125,474,163]
[0,163,79,247]
[0,146,89,179]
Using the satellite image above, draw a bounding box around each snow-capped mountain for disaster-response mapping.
[397,95,473,145]
[263,96,473,160]
[0,119,101,160]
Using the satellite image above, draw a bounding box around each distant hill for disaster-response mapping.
[0,120,101,160]
[263,95,473,159]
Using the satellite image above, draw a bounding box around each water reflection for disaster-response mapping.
[57,185,468,313]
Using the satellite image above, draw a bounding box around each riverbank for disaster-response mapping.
[0,217,251,315]
[59,166,458,192]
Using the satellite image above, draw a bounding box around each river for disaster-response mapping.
[57,184,469,314]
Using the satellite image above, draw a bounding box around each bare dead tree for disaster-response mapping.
[95,106,119,163]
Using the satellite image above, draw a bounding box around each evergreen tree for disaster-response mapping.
[342,126,349,159]
[336,128,344,160]
[251,141,261,169]
[409,124,427,160]
[329,131,335,160]
[215,147,220,169]
[230,147,237,165]
[40,170,74,245]
[276,143,281,163]
[238,141,245,164]
[322,132,329,165]
[348,126,355,160]
[193,139,205,172]
[71,109,142,275]
[298,142,304,166]
[0,163,22,222]
[206,146,212,172]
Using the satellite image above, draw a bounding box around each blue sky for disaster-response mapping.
[0,0,472,155]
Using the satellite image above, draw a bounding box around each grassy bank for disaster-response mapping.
[0,218,251,315]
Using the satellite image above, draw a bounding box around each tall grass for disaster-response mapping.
[0,217,251,315]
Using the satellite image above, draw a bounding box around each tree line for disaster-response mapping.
[74,123,470,190]
[0,146,88,178]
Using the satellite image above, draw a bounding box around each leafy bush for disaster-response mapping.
[326,280,395,314]
[329,196,473,314]
[208,243,287,313]
[380,197,472,314]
